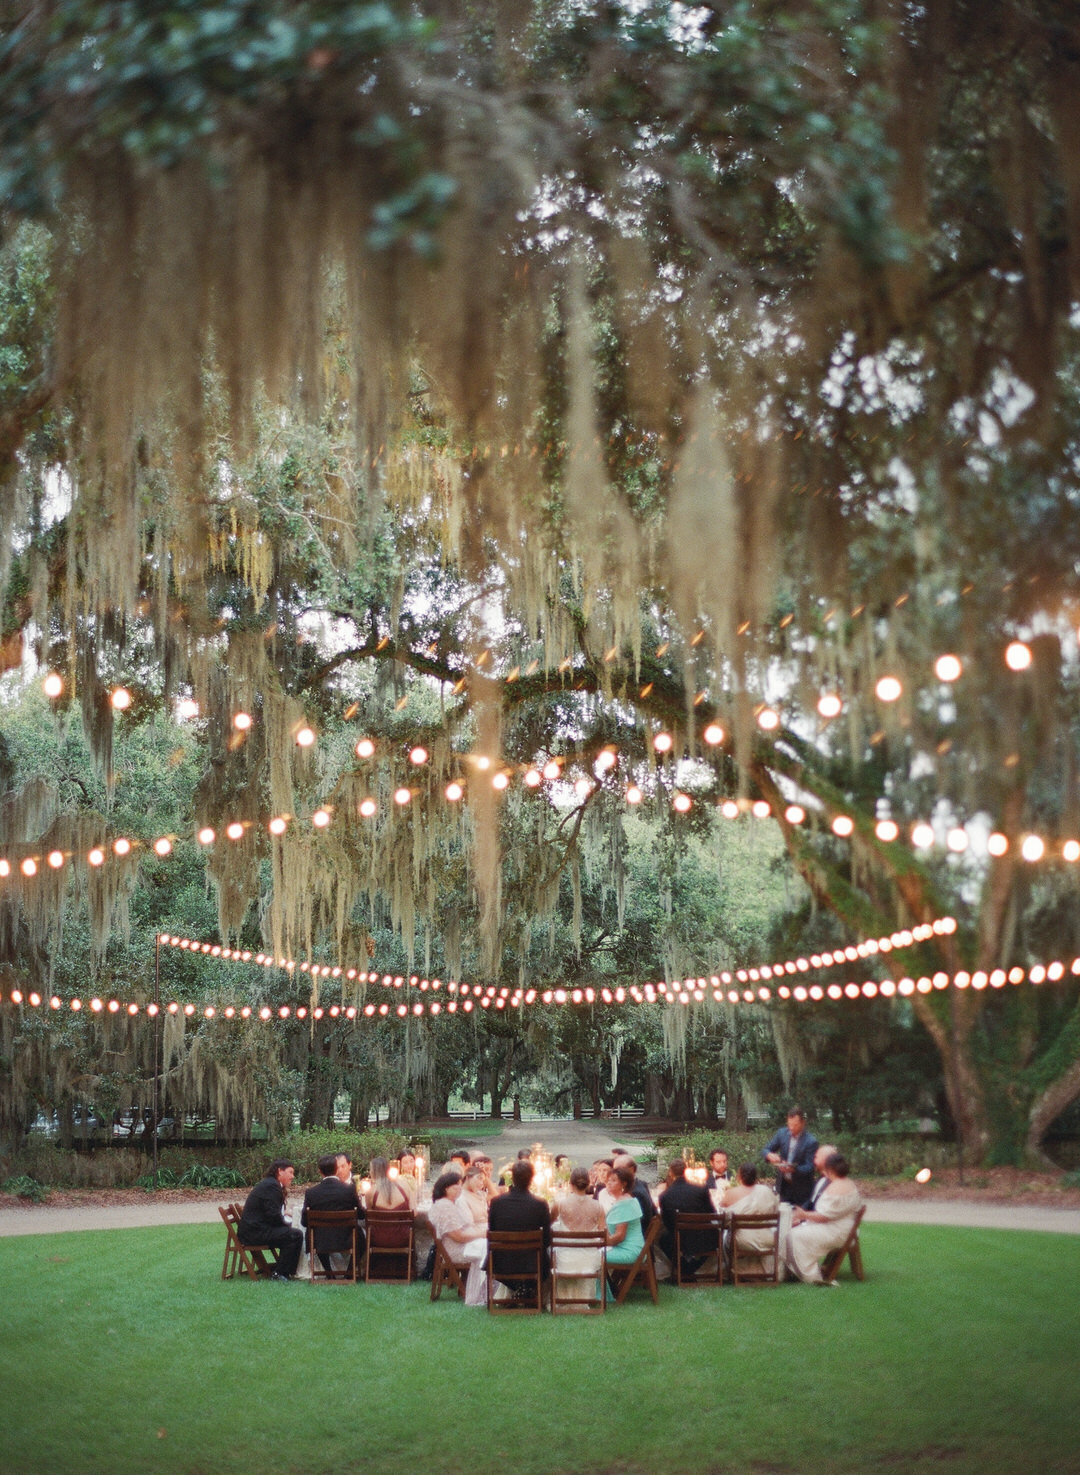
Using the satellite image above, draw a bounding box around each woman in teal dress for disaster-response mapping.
[604,1165,644,1264]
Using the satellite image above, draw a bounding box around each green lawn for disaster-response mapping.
[1,1223,1077,1475]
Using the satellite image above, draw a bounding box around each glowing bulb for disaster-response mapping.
[831,815,854,838]
[393,787,412,806]
[43,673,63,698]
[311,809,331,828]
[875,819,899,843]
[523,769,541,787]
[197,827,215,846]
[626,785,643,805]
[113,837,131,857]
[20,857,37,877]
[543,760,560,781]
[359,798,377,817]
[177,697,199,719]
[409,746,428,765]
[915,1168,932,1184]
[595,749,617,773]
[87,847,104,866]
[445,782,463,802]
[987,832,1008,856]
[757,708,780,731]
[355,738,375,758]
[47,850,64,869]
[752,800,771,818]
[653,732,673,753]
[875,676,902,703]
[111,687,132,711]
[233,711,252,731]
[946,827,968,853]
[817,694,842,719]
[703,723,724,745]
[153,837,172,857]
[721,800,739,819]
[268,816,287,836]
[1063,840,1080,863]
[784,805,805,825]
[296,726,316,748]
[0,859,8,876]
[934,654,962,683]
[475,755,491,772]
[1005,641,1032,671]
[226,821,245,840]
[574,777,592,798]
[673,793,692,813]
[1021,834,1045,862]
[492,772,509,791]
[911,823,935,849]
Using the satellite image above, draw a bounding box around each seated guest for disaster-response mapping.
[446,1148,471,1176]
[590,1159,615,1210]
[784,1152,863,1285]
[802,1143,838,1210]
[613,1154,655,1231]
[723,1162,780,1271]
[395,1150,420,1208]
[460,1164,490,1226]
[551,1165,607,1302]
[762,1106,818,1206]
[366,1156,411,1212]
[238,1158,304,1281]
[301,1152,364,1277]
[706,1148,731,1192]
[488,1158,551,1296]
[473,1155,503,1199]
[604,1165,645,1268]
[426,1170,488,1306]
[658,1158,714,1281]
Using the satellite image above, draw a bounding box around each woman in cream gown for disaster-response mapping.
[783,1152,863,1284]
[551,1166,607,1302]
[722,1162,781,1275]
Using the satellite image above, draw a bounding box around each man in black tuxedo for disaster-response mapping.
[762,1108,819,1207]
[238,1158,304,1280]
[487,1158,551,1295]
[301,1152,364,1276]
[658,1159,715,1281]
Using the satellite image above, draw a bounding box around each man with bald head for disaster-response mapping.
[802,1143,838,1210]
[613,1154,655,1232]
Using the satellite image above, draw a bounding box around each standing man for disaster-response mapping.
[762,1107,819,1207]
[301,1152,364,1277]
[487,1158,551,1296]
[238,1158,304,1280]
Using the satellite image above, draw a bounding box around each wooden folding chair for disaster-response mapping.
[304,1208,360,1284]
[672,1211,724,1287]
[364,1207,415,1282]
[430,1238,466,1302]
[219,1203,280,1281]
[550,1229,606,1315]
[486,1229,546,1313]
[728,1210,781,1285]
[822,1206,866,1283]
[606,1214,662,1306]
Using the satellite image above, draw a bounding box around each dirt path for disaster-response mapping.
[2,1119,1077,1237]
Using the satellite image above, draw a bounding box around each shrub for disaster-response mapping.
[176,1164,246,1189]
[231,1127,447,1184]
[656,1128,957,1179]
[134,1168,180,1191]
[8,1142,146,1188]
[2,1173,49,1202]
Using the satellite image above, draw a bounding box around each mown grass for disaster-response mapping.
[1,1223,1077,1475]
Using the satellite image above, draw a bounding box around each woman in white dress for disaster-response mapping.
[722,1162,781,1272]
[426,1171,488,1306]
[783,1153,862,1284]
[551,1166,607,1303]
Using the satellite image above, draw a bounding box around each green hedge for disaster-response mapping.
[656,1129,959,1179]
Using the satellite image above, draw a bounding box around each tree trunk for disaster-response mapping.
[1026,1027,1080,1166]
[912,993,992,1164]
[724,1078,749,1132]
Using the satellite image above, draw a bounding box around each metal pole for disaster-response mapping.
[152,935,161,1181]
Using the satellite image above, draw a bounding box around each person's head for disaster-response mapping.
[369,1156,391,1190]
[267,1157,295,1188]
[554,1154,568,1170]
[813,1143,838,1172]
[709,1149,728,1174]
[450,1149,470,1170]
[569,1166,591,1194]
[516,1147,532,1161]
[613,1154,637,1180]
[511,1159,535,1190]
[824,1152,850,1179]
[590,1159,612,1184]
[607,1165,634,1197]
[399,1150,416,1174]
[787,1108,806,1134]
[463,1165,486,1190]
[473,1155,493,1179]
[335,1153,352,1182]
[317,1153,339,1179]
[432,1170,462,1201]
[669,1158,687,1180]
[737,1162,758,1187]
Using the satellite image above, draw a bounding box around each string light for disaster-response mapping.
[875,676,902,703]
[934,655,962,682]
[233,712,252,731]
[1005,641,1032,671]
[110,687,132,710]
[295,726,316,748]
[43,673,63,698]
[817,694,842,719]
[355,738,375,758]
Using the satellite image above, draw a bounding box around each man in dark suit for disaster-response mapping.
[705,1148,731,1192]
[658,1159,715,1281]
[300,1152,364,1277]
[762,1108,819,1207]
[487,1158,551,1296]
[238,1158,304,1280]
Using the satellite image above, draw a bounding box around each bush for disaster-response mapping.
[656,1128,957,1179]
[134,1167,180,1191]
[8,1142,146,1189]
[231,1127,449,1185]
[176,1164,246,1189]
[2,1173,49,1202]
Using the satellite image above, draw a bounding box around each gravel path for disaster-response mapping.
[2,1119,1076,1237]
